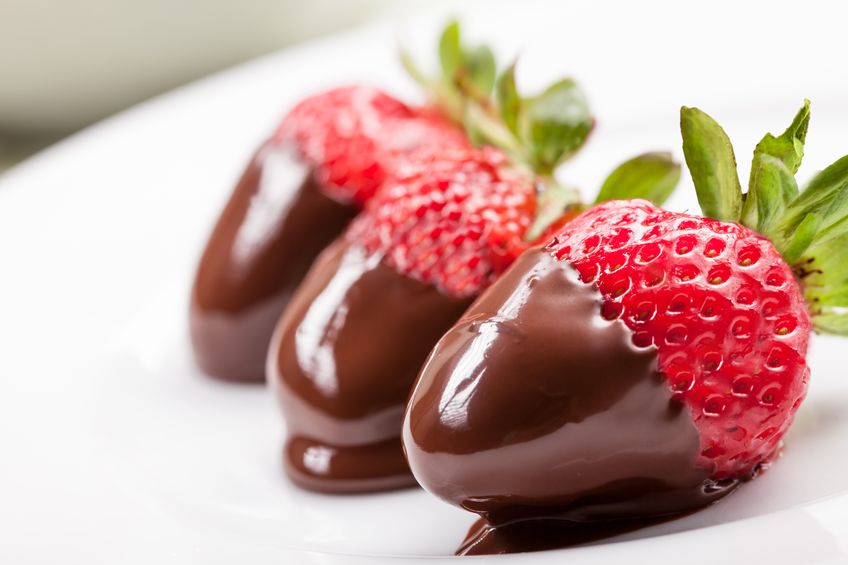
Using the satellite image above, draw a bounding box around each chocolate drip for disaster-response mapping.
[457,514,679,555]
[403,249,738,554]
[269,240,472,493]
[190,141,358,383]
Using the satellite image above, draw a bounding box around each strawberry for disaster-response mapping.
[347,145,536,296]
[191,86,467,383]
[277,86,471,204]
[269,22,684,493]
[546,198,810,478]
[403,100,848,554]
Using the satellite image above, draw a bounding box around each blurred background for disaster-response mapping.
[0,0,436,171]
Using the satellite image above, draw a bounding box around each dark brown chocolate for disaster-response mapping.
[269,239,473,493]
[190,141,358,383]
[457,514,678,556]
[402,248,739,554]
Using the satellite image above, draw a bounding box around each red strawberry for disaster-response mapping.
[546,199,810,478]
[191,86,467,383]
[347,146,536,296]
[403,100,848,555]
[278,86,470,204]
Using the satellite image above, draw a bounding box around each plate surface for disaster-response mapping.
[3,0,848,562]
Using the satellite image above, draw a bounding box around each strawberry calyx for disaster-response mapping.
[403,21,682,242]
[402,21,593,176]
[681,100,848,334]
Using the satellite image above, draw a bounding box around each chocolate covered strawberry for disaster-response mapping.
[403,101,848,555]
[190,86,469,383]
[268,145,536,493]
[268,22,681,493]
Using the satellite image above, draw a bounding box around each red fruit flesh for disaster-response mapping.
[347,146,537,297]
[546,200,811,479]
[277,86,469,205]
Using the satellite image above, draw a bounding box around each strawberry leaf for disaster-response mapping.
[783,155,848,229]
[496,62,521,138]
[745,154,799,237]
[797,231,848,335]
[526,79,594,175]
[781,212,822,264]
[438,21,495,96]
[465,45,496,95]
[773,155,848,333]
[741,101,809,232]
[764,99,810,174]
[776,155,848,254]
[680,107,743,222]
[595,152,681,206]
[438,21,462,81]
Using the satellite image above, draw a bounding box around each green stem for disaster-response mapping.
[524,176,582,242]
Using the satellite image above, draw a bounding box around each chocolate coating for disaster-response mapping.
[269,239,472,493]
[403,248,739,553]
[457,514,678,556]
[190,141,358,383]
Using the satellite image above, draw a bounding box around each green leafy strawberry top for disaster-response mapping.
[681,101,848,334]
[403,20,681,240]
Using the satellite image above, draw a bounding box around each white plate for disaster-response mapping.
[3,1,848,563]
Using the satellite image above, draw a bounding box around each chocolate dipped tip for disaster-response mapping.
[284,436,417,494]
[403,248,739,554]
[269,239,472,493]
[457,514,678,556]
[190,141,358,383]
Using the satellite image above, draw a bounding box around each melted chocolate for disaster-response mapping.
[403,248,739,554]
[457,514,677,556]
[269,239,473,493]
[190,141,358,383]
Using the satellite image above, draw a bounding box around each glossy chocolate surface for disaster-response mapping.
[190,141,358,383]
[457,514,678,556]
[269,239,472,493]
[403,248,738,553]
